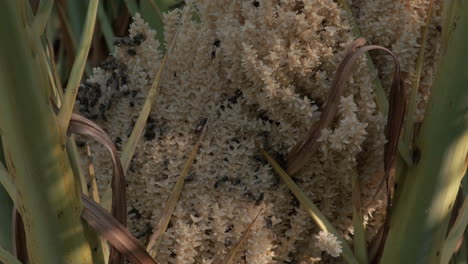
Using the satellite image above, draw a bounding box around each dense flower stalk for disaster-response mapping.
[76,0,441,262]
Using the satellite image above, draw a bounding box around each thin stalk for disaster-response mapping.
[86,144,100,203]
[0,161,18,208]
[147,0,165,21]
[0,2,104,263]
[56,0,77,65]
[45,35,64,105]
[85,144,110,264]
[120,30,178,172]
[441,196,468,264]
[97,0,115,52]
[352,171,368,264]
[67,136,89,196]
[0,140,14,253]
[141,0,167,50]
[258,144,359,264]
[100,31,178,212]
[59,0,99,134]
[219,209,263,264]
[401,0,435,156]
[120,52,169,172]
[380,1,468,262]
[0,245,22,264]
[32,0,54,37]
[146,120,209,256]
[65,0,88,40]
[124,0,140,15]
[0,186,13,252]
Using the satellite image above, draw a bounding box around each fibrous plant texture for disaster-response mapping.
[75,0,442,263]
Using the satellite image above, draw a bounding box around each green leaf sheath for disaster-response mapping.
[380,1,468,262]
[0,2,103,263]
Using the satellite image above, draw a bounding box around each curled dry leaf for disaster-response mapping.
[285,38,406,262]
[287,38,405,179]
[286,38,367,175]
[68,113,127,264]
[52,100,128,263]
[82,195,158,264]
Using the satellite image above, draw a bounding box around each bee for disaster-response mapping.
[230,178,241,186]
[254,192,264,205]
[195,117,208,133]
[99,103,107,121]
[129,158,137,173]
[270,174,280,187]
[106,98,113,110]
[224,238,232,247]
[113,37,134,47]
[114,136,122,151]
[127,48,137,56]
[76,139,86,148]
[120,74,128,86]
[86,113,99,120]
[214,176,229,188]
[80,81,102,102]
[245,191,256,201]
[126,118,136,137]
[225,224,233,233]
[211,39,221,60]
[257,110,275,124]
[264,216,273,229]
[100,56,120,71]
[185,172,195,182]
[106,77,119,91]
[227,89,243,104]
[290,195,300,209]
[135,223,153,239]
[132,32,146,46]
[128,206,142,219]
[144,116,156,141]
[163,159,170,168]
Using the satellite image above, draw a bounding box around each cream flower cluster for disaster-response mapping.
[76,0,440,263]
[315,231,342,258]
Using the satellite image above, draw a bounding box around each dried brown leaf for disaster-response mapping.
[285,39,406,262]
[287,38,406,183]
[68,113,127,264]
[287,38,367,175]
[82,195,158,264]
